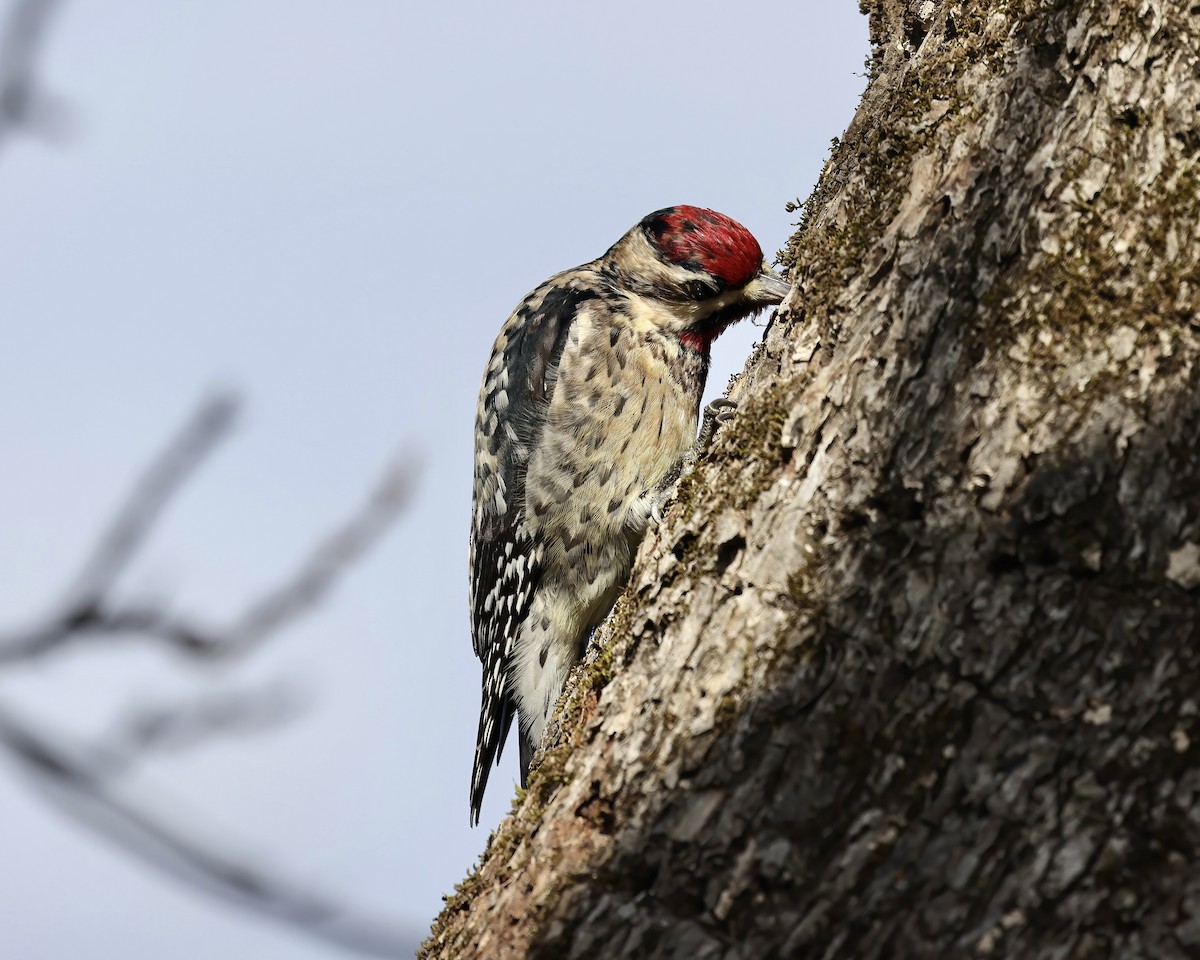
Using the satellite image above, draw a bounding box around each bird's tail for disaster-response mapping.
[518,728,536,789]
[469,657,515,825]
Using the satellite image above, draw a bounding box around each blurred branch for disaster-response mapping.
[0,700,416,958]
[1,12,421,949]
[0,0,70,151]
[0,394,416,664]
[0,391,420,956]
[108,681,307,762]
[220,453,415,654]
[65,393,239,614]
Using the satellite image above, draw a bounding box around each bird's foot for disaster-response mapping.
[695,398,737,456]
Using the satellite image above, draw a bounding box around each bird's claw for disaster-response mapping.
[648,483,675,527]
[706,397,738,417]
[696,398,738,454]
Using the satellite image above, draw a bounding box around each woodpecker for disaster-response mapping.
[468,206,789,823]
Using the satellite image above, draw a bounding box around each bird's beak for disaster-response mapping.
[745,270,792,306]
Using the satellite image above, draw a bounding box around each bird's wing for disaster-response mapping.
[468,278,598,821]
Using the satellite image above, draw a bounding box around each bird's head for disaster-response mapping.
[601,205,791,350]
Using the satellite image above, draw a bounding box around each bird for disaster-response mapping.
[468,205,789,823]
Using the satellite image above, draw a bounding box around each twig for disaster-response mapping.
[109,681,306,760]
[0,395,419,954]
[0,699,417,958]
[0,398,415,664]
[0,394,236,662]
[212,455,416,656]
[0,0,68,150]
[68,393,239,611]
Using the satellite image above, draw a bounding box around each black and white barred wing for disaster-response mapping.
[468,279,594,823]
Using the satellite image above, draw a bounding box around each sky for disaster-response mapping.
[0,2,868,957]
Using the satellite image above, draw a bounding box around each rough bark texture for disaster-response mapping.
[423,1,1200,957]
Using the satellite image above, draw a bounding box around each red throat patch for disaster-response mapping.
[680,329,718,353]
[643,205,763,288]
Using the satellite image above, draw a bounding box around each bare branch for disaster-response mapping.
[0,699,417,958]
[0,0,70,151]
[109,681,307,760]
[68,393,239,610]
[1,6,423,953]
[0,395,419,951]
[0,394,237,661]
[220,457,415,653]
[0,398,416,664]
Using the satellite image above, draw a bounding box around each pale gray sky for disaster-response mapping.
[0,2,868,956]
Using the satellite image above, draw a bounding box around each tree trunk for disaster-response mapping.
[422,1,1200,956]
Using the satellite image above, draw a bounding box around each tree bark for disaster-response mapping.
[423,1,1200,956]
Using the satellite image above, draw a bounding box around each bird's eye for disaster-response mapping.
[686,279,714,300]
